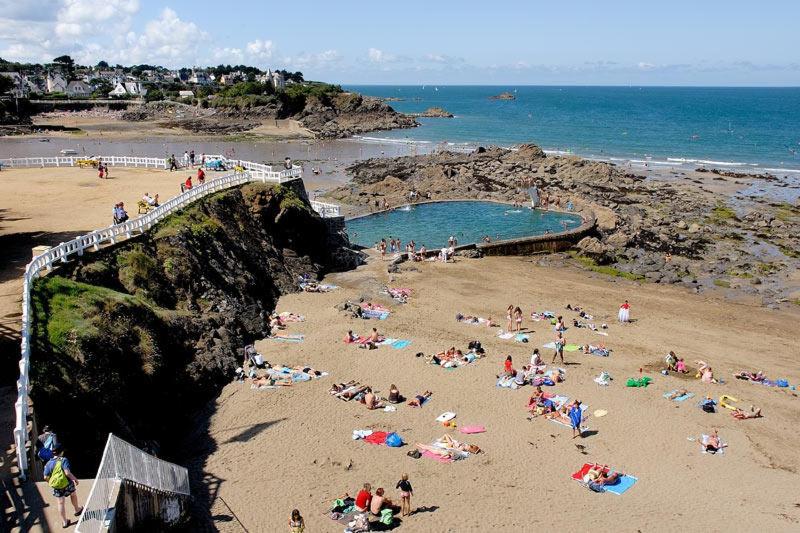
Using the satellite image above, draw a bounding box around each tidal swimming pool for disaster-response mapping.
[346,201,584,249]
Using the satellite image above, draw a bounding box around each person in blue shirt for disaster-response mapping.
[43,444,83,528]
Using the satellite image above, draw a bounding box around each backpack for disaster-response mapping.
[47,458,69,490]
[701,402,715,413]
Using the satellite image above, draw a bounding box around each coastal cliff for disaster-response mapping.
[29,181,362,469]
[328,144,800,305]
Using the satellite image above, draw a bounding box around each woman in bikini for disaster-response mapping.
[732,406,762,419]
[514,307,523,332]
[506,305,514,331]
[553,332,566,363]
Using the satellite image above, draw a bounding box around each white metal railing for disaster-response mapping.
[310,200,341,218]
[11,154,335,481]
[75,433,189,533]
[0,155,167,169]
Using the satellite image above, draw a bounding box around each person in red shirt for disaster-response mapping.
[503,355,514,376]
[354,483,372,512]
[182,176,192,192]
[197,167,205,184]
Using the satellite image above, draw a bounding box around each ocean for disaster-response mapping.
[346,85,800,175]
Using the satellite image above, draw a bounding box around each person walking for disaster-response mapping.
[43,444,83,528]
[169,154,178,171]
[183,151,190,168]
[396,473,413,517]
[189,149,196,167]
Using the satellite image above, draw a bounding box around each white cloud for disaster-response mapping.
[637,62,656,71]
[55,0,139,39]
[119,8,207,66]
[246,39,274,60]
[368,48,392,63]
[284,49,341,70]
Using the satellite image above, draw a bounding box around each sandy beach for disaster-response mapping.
[0,144,798,532]
[192,253,800,532]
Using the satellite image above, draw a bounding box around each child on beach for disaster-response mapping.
[396,474,413,517]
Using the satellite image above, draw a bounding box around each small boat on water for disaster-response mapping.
[60,149,78,155]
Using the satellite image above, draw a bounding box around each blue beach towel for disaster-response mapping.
[363,309,390,320]
[515,333,529,343]
[603,475,638,495]
[391,340,411,349]
[663,390,695,402]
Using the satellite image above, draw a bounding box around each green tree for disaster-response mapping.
[53,55,75,77]
[144,89,164,102]
[96,60,109,69]
[0,74,14,95]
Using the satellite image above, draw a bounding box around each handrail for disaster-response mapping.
[10,154,336,481]
[75,433,189,533]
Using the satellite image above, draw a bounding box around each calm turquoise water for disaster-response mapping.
[346,86,800,174]
[346,201,583,249]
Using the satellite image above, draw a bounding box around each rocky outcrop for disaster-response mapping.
[326,144,800,304]
[407,107,454,118]
[489,92,516,100]
[297,92,417,138]
[30,181,362,468]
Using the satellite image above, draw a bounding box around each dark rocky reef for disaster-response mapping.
[296,92,417,138]
[29,181,362,470]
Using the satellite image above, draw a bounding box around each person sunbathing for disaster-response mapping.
[363,388,385,410]
[329,381,358,394]
[734,370,765,382]
[269,314,286,330]
[696,361,718,383]
[667,388,689,400]
[701,429,727,453]
[675,358,688,373]
[344,331,359,343]
[338,384,370,401]
[293,366,322,377]
[408,391,432,407]
[665,351,678,371]
[584,465,623,491]
[252,375,291,387]
[732,405,762,420]
[438,434,481,454]
[368,328,383,343]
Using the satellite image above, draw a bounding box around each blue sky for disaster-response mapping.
[1,0,798,85]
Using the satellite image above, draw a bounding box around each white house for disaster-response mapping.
[1,72,27,97]
[45,72,68,94]
[66,80,91,98]
[108,82,128,97]
[178,90,194,98]
[270,71,285,90]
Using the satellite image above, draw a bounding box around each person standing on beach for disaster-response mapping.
[43,444,83,528]
[618,300,631,323]
[396,473,413,517]
[553,332,565,363]
[380,239,387,260]
[169,154,178,171]
[506,305,514,332]
[183,151,190,168]
[514,307,523,332]
[288,509,305,532]
[189,150,195,167]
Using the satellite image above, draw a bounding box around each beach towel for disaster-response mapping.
[362,309,390,320]
[436,412,457,423]
[459,425,486,434]
[664,390,695,402]
[496,376,519,389]
[363,431,388,445]
[571,463,638,495]
[550,404,589,430]
[515,333,529,343]
[391,339,412,349]
[542,342,580,352]
[420,450,453,463]
[626,376,652,387]
[278,312,305,322]
[497,332,515,340]
[268,333,304,342]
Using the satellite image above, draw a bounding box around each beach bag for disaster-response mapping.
[47,459,69,490]
[702,402,716,413]
[38,447,53,461]
[776,379,789,387]
[380,508,394,525]
[386,432,403,447]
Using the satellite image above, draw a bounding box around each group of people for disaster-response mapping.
[112,202,129,224]
[168,150,206,171]
[36,426,83,528]
[180,167,206,193]
[96,160,109,179]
